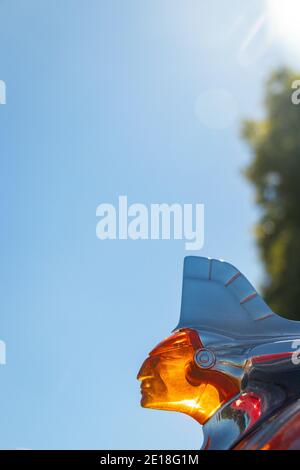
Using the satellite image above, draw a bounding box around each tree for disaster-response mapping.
[242,68,300,320]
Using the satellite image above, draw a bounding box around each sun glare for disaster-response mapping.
[266,0,300,51]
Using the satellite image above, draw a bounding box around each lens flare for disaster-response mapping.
[266,0,300,52]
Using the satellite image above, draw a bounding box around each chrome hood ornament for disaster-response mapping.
[138,257,300,450]
[176,256,300,338]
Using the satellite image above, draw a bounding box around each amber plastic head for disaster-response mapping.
[137,329,239,425]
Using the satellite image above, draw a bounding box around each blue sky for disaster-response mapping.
[0,0,299,450]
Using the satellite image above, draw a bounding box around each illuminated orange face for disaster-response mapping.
[137,329,239,425]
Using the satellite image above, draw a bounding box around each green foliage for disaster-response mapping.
[242,68,300,320]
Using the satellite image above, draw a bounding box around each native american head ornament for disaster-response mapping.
[137,257,300,450]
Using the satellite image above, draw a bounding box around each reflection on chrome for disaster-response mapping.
[138,256,300,450]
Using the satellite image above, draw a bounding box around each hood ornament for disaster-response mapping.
[138,256,300,450]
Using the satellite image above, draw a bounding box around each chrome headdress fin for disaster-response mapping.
[175,257,300,338]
